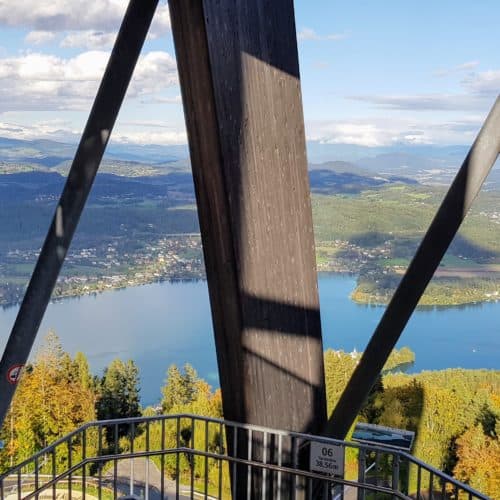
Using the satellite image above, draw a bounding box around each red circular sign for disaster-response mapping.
[6,364,24,385]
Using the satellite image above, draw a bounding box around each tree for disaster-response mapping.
[0,332,96,472]
[73,351,94,391]
[161,363,199,413]
[142,368,223,485]
[359,375,384,424]
[454,424,500,497]
[97,359,141,423]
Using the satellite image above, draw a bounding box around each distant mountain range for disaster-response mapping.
[0,136,498,189]
[0,135,470,164]
[0,136,189,167]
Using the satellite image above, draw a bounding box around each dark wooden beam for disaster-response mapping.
[169,0,327,438]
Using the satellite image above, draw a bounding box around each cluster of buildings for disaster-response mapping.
[0,235,205,307]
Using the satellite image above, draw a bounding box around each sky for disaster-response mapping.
[0,0,498,148]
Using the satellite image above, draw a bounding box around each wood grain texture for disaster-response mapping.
[169,0,327,437]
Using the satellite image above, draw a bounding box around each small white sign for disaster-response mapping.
[309,441,345,475]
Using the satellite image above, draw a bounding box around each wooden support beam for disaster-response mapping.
[169,0,327,447]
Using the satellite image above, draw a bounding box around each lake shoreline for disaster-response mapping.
[350,287,500,309]
[1,275,498,405]
[4,269,498,311]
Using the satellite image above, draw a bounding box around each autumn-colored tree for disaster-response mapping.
[454,424,500,498]
[382,369,500,494]
[0,332,96,472]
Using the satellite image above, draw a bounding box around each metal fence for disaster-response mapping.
[0,414,489,500]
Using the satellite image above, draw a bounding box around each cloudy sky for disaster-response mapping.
[0,0,498,147]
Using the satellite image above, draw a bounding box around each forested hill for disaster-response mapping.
[0,158,414,200]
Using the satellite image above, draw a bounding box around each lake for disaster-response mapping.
[0,275,498,405]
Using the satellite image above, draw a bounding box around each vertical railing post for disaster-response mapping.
[130,422,135,497]
[176,417,180,499]
[114,424,119,499]
[145,421,150,500]
[391,453,400,499]
[34,456,39,500]
[98,425,103,500]
[232,425,239,500]
[52,448,57,499]
[357,449,366,500]
[190,418,195,498]
[16,469,21,500]
[67,436,72,499]
[161,418,166,498]
[82,428,86,500]
[204,420,209,498]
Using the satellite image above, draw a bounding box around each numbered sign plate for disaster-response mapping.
[309,441,345,475]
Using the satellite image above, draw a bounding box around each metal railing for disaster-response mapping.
[0,414,490,499]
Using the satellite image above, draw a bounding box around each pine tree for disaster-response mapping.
[74,351,94,391]
[161,363,199,413]
[97,359,141,421]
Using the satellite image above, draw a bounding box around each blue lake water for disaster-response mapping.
[0,275,498,405]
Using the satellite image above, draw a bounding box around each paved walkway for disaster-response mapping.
[104,457,190,499]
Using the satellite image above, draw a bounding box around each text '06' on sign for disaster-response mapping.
[309,441,345,475]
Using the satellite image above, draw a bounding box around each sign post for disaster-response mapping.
[352,423,415,499]
[310,441,345,498]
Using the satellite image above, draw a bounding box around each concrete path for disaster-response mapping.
[104,457,190,499]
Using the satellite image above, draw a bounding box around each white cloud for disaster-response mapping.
[1,1,170,49]
[434,60,480,77]
[150,5,171,38]
[25,30,56,45]
[1,115,483,148]
[60,31,117,50]
[1,0,125,31]
[462,70,500,96]
[0,119,79,142]
[306,121,387,147]
[349,93,488,111]
[305,117,483,147]
[0,118,187,145]
[150,95,183,104]
[130,51,178,93]
[298,28,348,42]
[312,61,330,70]
[456,61,480,71]
[120,119,179,128]
[0,0,169,32]
[349,68,498,113]
[0,50,178,111]
[112,129,187,145]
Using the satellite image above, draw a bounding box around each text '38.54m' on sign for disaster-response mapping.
[309,441,345,475]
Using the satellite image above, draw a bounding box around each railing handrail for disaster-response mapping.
[0,413,490,499]
[12,447,410,500]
